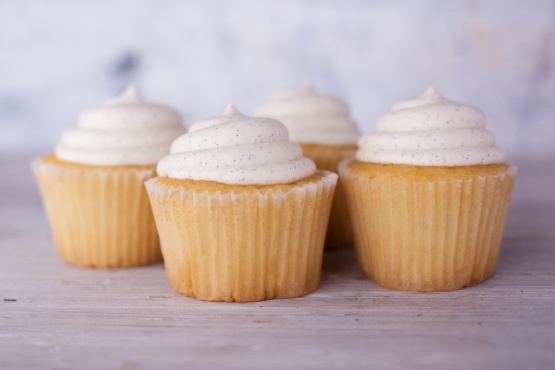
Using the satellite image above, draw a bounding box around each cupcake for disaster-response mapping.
[32,86,184,268]
[254,81,359,248]
[338,88,517,292]
[146,105,337,302]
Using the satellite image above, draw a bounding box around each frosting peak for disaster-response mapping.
[157,105,316,185]
[104,85,142,105]
[299,79,316,93]
[392,87,444,111]
[357,88,506,166]
[222,103,240,115]
[55,85,184,166]
[253,81,359,145]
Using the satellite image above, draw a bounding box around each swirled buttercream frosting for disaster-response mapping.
[357,87,506,166]
[54,86,184,166]
[157,105,316,185]
[253,81,359,145]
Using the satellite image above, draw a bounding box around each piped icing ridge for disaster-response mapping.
[357,87,506,166]
[55,86,184,166]
[157,105,316,185]
[253,81,359,145]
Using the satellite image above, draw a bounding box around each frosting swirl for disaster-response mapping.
[55,86,184,166]
[253,81,359,145]
[357,87,506,166]
[157,105,316,185]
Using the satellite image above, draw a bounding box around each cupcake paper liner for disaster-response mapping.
[300,144,357,249]
[338,159,517,292]
[145,171,337,302]
[32,155,161,268]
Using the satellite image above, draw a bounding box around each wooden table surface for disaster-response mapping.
[1,155,554,370]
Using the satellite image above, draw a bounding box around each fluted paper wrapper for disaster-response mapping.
[32,155,161,268]
[338,159,517,292]
[300,144,357,249]
[145,171,337,302]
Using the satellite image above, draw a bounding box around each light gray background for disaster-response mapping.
[1,0,554,159]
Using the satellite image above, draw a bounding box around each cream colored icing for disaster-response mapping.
[357,87,506,166]
[253,81,359,145]
[157,105,316,185]
[55,86,184,166]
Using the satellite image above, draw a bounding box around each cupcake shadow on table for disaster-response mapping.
[146,105,337,302]
[32,86,184,268]
[339,88,517,292]
[254,81,359,249]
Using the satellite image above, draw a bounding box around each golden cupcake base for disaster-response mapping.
[145,170,337,302]
[32,154,162,268]
[338,159,517,292]
[300,143,357,249]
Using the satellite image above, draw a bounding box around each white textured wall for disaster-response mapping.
[1,0,554,159]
